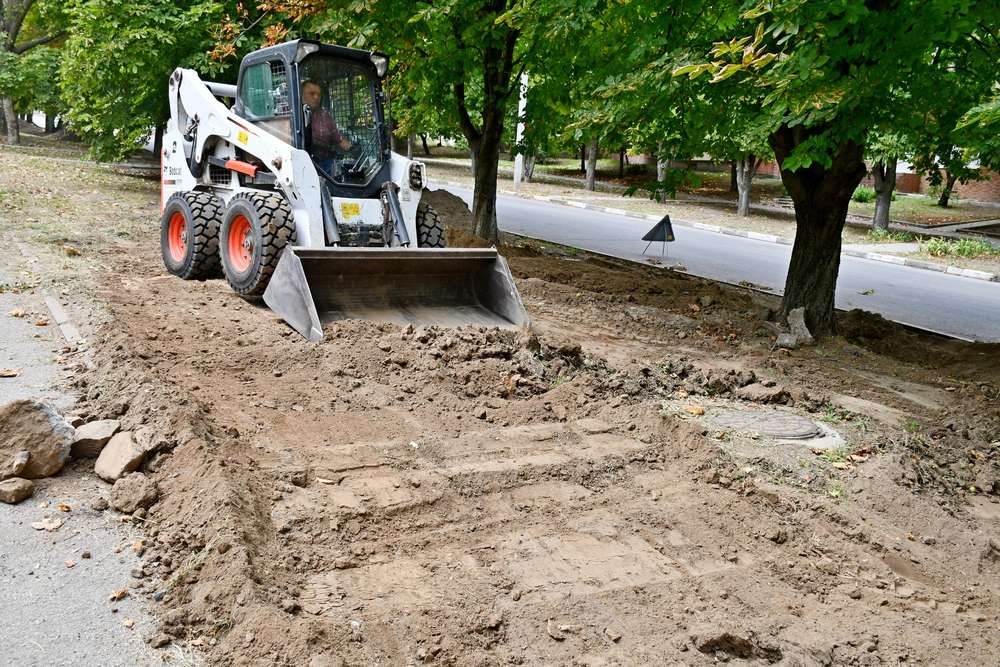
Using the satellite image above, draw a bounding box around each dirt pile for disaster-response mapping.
[67,244,1000,666]
[21,167,993,665]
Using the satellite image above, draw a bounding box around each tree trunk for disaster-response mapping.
[735,154,761,217]
[585,138,598,191]
[524,154,536,181]
[730,161,738,192]
[2,96,20,145]
[420,133,430,156]
[44,113,55,134]
[937,171,958,207]
[406,133,414,160]
[618,148,625,179]
[580,144,586,172]
[769,125,867,338]
[471,123,502,241]
[871,158,897,231]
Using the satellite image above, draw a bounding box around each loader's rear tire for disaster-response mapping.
[160,191,223,280]
[220,191,295,297]
[416,202,445,248]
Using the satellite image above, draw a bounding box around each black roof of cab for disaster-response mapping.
[241,39,389,78]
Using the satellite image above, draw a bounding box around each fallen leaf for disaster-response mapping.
[831,461,850,470]
[131,539,145,555]
[30,517,63,531]
[9,308,26,318]
[122,618,135,629]
[0,369,20,378]
[57,502,72,512]
[689,303,701,312]
[63,246,81,257]
[848,454,868,462]
[34,318,50,327]
[109,588,129,601]
[684,405,706,416]
[65,559,76,568]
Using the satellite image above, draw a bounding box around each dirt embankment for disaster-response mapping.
[24,176,1000,665]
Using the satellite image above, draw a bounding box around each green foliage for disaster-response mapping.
[923,237,1000,259]
[60,0,233,161]
[624,169,701,202]
[852,186,876,203]
[867,229,914,243]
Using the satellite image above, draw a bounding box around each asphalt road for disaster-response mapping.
[442,186,1000,342]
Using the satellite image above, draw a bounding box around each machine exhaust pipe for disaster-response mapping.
[262,247,529,341]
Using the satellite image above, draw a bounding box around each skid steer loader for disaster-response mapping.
[159,39,527,341]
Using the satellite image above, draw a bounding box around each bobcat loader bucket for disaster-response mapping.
[263,247,529,341]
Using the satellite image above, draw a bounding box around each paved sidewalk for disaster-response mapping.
[0,238,161,666]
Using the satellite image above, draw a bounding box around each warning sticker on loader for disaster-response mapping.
[340,202,361,219]
[237,131,249,145]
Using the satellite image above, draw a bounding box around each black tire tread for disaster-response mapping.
[161,191,222,280]
[223,191,295,297]
[416,202,445,248]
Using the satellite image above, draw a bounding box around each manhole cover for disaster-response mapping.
[712,410,823,440]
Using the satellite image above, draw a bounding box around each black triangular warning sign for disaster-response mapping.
[642,215,675,242]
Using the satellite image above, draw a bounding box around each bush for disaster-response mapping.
[852,186,876,203]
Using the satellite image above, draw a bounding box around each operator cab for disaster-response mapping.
[234,40,391,198]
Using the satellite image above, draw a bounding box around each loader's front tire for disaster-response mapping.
[220,192,295,298]
[160,192,223,280]
[416,202,445,248]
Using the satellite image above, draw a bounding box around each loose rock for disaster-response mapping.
[774,333,798,350]
[109,473,159,513]
[0,477,34,504]
[71,419,121,458]
[1,399,74,479]
[94,432,144,482]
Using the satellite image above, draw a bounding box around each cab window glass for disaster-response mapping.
[240,61,291,120]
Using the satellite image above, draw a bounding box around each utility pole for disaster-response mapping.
[513,71,529,194]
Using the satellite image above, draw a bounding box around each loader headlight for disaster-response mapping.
[370,53,389,78]
[408,163,424,190]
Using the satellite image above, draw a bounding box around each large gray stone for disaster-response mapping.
[109,473,159,513]
[0,400,73,480]
[0,477,34,504]
[94,432,144,482]
[71,420,121,458]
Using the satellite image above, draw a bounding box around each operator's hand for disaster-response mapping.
[339,137,352,151]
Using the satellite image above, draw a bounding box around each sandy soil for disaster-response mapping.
[3,150,1000,666]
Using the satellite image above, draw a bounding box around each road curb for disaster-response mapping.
[15,243,84,344]
[435,180,999,284]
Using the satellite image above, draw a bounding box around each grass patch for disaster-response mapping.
[867,228,916,243]
[923,237,1000,259]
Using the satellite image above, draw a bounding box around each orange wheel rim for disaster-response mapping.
[228,215,253,273]
[167,212,187,261]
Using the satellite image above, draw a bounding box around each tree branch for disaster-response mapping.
[12,30,63,54]
[7,0,35,48]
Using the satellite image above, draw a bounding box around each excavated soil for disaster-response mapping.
[42,186,1000,665]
